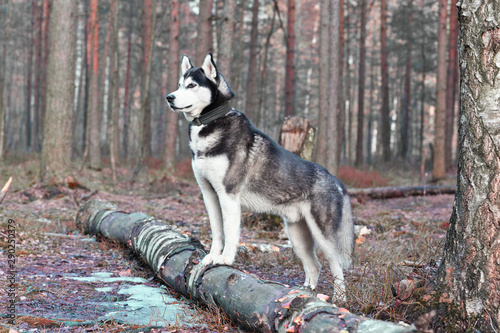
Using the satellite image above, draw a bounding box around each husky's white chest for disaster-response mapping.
[189,125,229,185]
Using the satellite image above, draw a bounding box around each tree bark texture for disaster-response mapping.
[76,199,418,333]
[164,0,180,171]
[218,0,237,84]
[109,0,119,184]
[438,0,500,326]
[245,0,260,121]
[88,0,101,169]
[380,0,391,162]
[355,0,366,167]
[195,0,214,64]
[400,1,412,159]
[326,0,341,174]
[315,0,330,167]
[39,0,76,181]
[122,1,134,161]
[337,0,346,166]
[284,0,296,117]
[432,0,448,180]
[444,0,459,171]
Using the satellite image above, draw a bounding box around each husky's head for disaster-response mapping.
[166,53,235,122]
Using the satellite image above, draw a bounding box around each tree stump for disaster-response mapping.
[279,116,316,161]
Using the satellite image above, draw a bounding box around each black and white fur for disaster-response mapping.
[167,53,354,298]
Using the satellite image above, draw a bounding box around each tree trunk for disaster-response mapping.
[0,0,12,160]
[26,0,35,152]
[39,0,76,181]
[33,0,41,152]
[218,0,237,83]
[195,0,214,64]
[380,0,390,162]
[400,1,413,159]
[444,0,458,171]
[109,0,119,183]
[315,0,329,167]
[437,1,500,328]
[122,1,133,162]
[337,0,346,166]
[284,0,296,117]
[39,0,50,136]
[326,0,341,174]
[88,0,101,169]
[245,0,260,121]
[355,0,366,167]
[164,0,180,171]
[76,199,417,333]
[139,0,155,160]
[432,0,447,180]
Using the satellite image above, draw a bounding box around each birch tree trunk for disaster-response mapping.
[76,199,418,333]
[438,0,500,328]
[39,0,76,181]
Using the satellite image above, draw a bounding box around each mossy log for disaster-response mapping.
[349,185,455,200]
[76,199,418,333]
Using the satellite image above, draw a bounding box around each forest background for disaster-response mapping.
[0,0,458,181]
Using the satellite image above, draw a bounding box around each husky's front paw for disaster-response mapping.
[212,253,235,266]
[199,253,218,267]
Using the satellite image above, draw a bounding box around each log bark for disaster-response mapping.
[349,185,455,200]
[76,199,417,333]
[0,177,12,204]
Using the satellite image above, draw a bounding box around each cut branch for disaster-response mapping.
[0,177,12,204]
[76,199,417,333]
[349,185,456,200]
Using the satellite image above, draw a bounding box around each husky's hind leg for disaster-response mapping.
[285,218,321,289]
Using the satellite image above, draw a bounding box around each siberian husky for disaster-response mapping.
[166,53,354,297]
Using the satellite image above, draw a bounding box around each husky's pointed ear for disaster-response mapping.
[181,55,193,75]
[201,53,218,83]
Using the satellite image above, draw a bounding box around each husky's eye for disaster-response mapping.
[187,83,197,89]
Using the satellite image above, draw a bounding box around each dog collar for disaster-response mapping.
[191,102,232,126]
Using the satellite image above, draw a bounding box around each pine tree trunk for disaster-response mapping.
[245,0,260,121]
[195,0,214,64]
[218,0,236,83]
[444,0,458,171]
[164,0,180,171]
[109,0,119,183]
[88,0,101,169]
[380,0,390,162]
[26,0,35,152]
[284,0,296,117]
[76,199,417,333]
[432,0,447,180]
[139,0,155,160]
[400,1,413,159]
[337,0,346,165]
[437,1,500,328]
[355,0,366,167]
[39,0,76,181]
[122,1,134,162]
[315,0,330,167]
[0,0,11,160]
[326,0,341,174]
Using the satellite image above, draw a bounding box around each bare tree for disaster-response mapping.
[39,0,76,181]
[355,0,366,167]
[438,0,500,328]
[380,0,391,162]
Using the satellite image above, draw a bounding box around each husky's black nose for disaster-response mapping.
[166,94,175,103]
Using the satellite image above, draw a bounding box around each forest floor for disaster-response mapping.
[0,157,457,332]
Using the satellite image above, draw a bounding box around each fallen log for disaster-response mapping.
[348,185,455,200]
[76,199,418,332]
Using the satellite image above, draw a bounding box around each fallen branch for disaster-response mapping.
[349,185,455,200]
[76,199,418,333]
[0,177,13,204]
